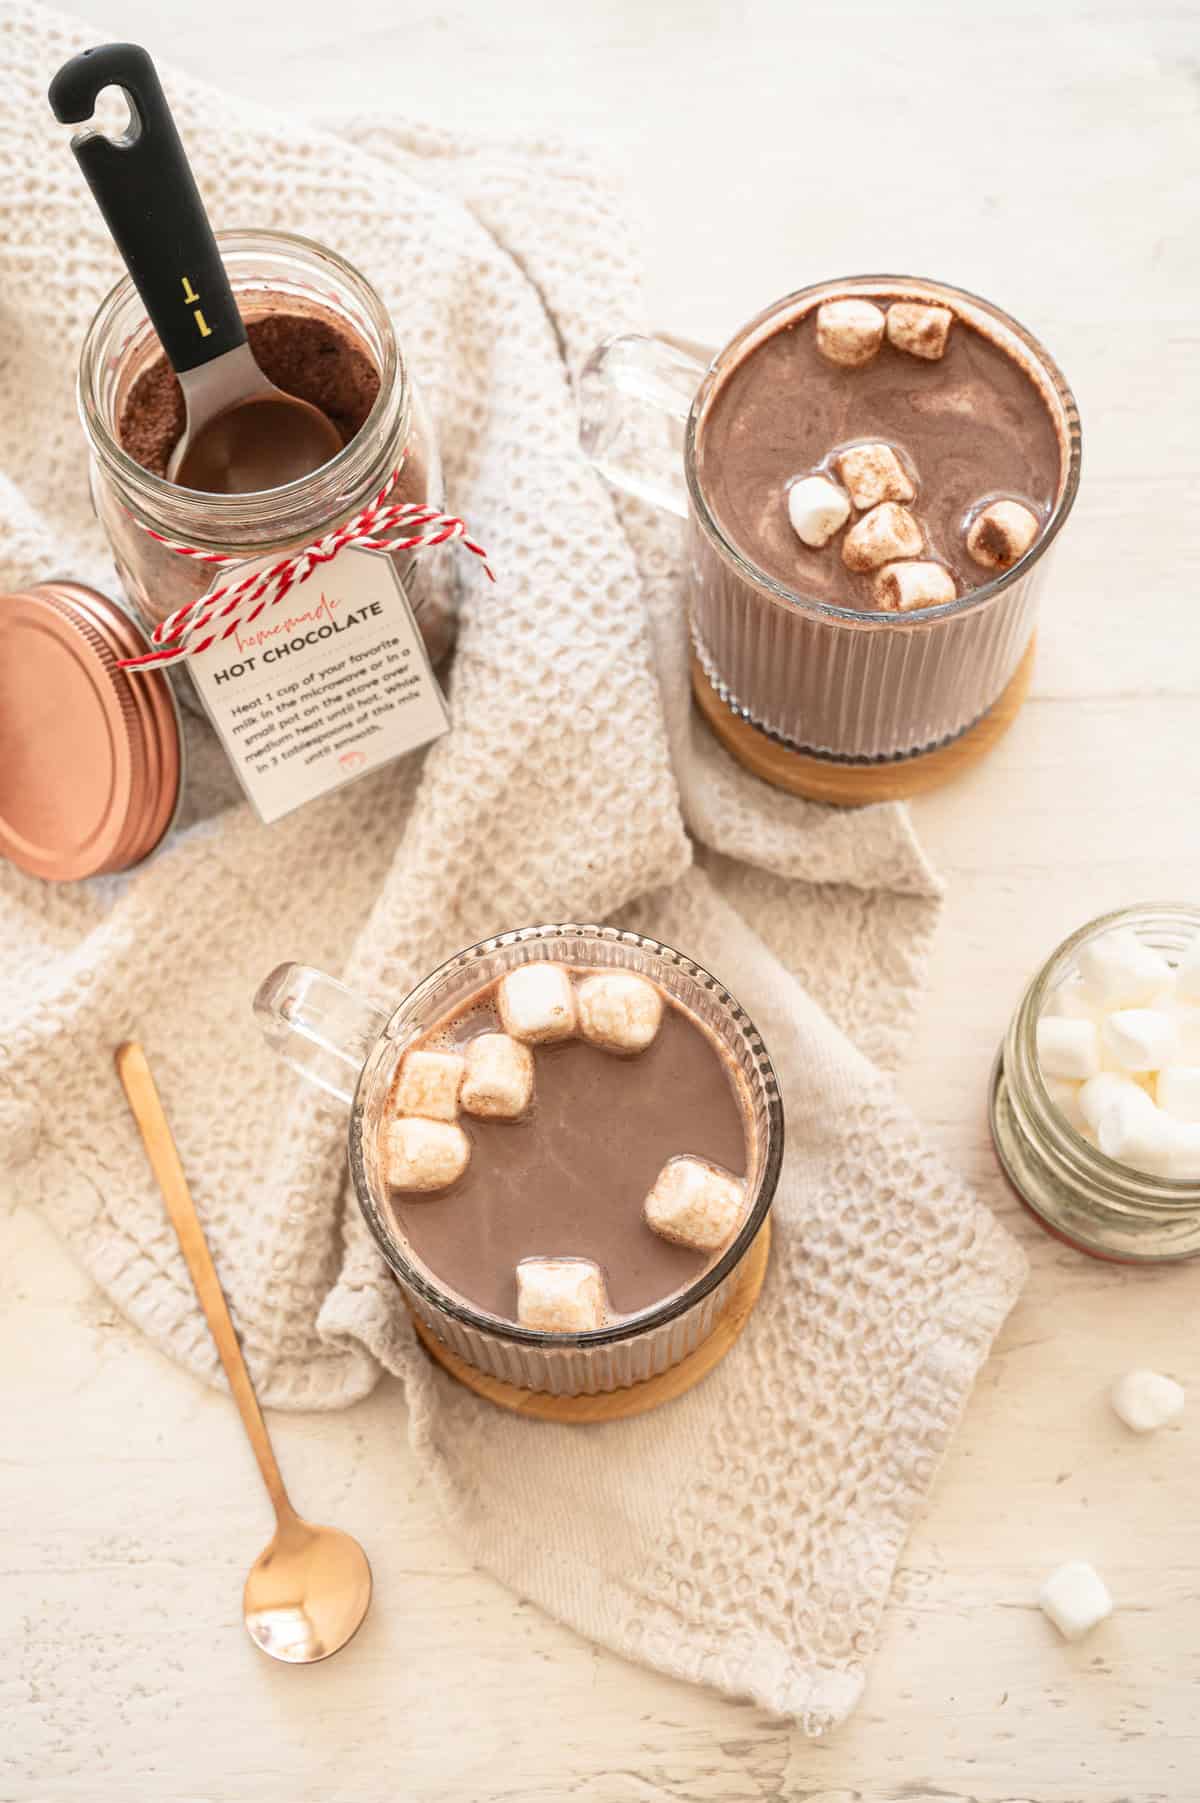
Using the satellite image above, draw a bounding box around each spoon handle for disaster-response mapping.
[49,44,247,377]
[115,1042,293,1521]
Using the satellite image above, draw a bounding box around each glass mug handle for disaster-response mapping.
[578,334,711,520]
[254,963,390,1106]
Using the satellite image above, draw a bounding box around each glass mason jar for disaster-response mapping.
[991,904,1200,1262]
[581,275,1082,764]
[255,924,785,1396]
[77,229,457,678]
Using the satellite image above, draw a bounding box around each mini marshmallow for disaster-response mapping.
[644,1155,745,1253]
[787,474,851,548]
[1079,1070,1145,1132]
[395,1048,465,1122]
[1036,1015,1100,1081]
[834,442,915,511]
[885,301,954,361]
[1165,1122,1200,1180]
[497,962,577,1045]
[841,503,923,573]
[1102,1008,1179,1073]
[1176,939,1200,1004]
[516,1258,606,1332]
[460,1032,533,1119]
[1042,979,1101,1023]
[815,298,885,368]
[1038,1561,1113,1642]
[1077,929,1173,1008]
[1111,1368,1185,1432]
[385,1116,470,1192]
[965,499,1039,570]
[1096,1088,1170,1173]
[577,972,663,1054]
[873,560,956,612]
[1156,1065,1200,1123]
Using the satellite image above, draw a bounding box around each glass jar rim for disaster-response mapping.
[1020,902,1200,1204]
[684,272,1083,630]
[76,227,406,546]
[347,922,786,1348]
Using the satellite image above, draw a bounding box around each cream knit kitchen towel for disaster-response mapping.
[0,3,1027,1731]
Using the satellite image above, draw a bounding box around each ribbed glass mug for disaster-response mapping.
[580,275,1082,763]
[255,925,785,1395]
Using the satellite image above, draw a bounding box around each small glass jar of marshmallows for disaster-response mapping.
[990,904,1200,1261]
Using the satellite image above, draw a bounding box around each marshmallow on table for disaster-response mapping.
[841,503,923,573]
[644,1155,745,1253]
[1038,1562,1113,1642]
[834,442,914,511]
[516,1258,607,1332]
[460,1032,533,1119]
[1156,1065,1200,1123]
[886,301,954,360]
[497,962,577,1044]
[577,971,663,1054]
[1110,1368,1185,1432]
[1077,929,1173,1008]
[385,1116,470,1192]
[815,298,885,368]
[395,1048,465,1121]
[1036,1015,1101,1081]
[1101,1008,1179,1073]
[873,560,956,612]
[787,475,851,548]
[965,499,1039,571]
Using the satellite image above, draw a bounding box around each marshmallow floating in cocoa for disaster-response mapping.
[873,560,956,612]
[835,442,915,512]
[516,1257,607,1332]
[787,474,850,548]
[460,1032,533,1119]
[815,298,885,368]
[842,502,924,573]
[966,499,1039,570]
[395,1048,465,1122]
[386,1116,471,1192]
[577,971,663,1054]
[497,962,577,1044]
[886,302,954,361]
[644,1155,745,1253]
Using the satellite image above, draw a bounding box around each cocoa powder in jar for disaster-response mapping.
[106,305,447,660]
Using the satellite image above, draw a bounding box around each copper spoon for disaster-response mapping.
[115,1041,372,1663]
[50,45,343,495]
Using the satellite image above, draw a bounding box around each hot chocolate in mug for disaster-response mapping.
[255,925,784,1397]
[580,275,1081,774]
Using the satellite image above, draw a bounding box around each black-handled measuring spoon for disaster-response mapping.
[49,44,343,493]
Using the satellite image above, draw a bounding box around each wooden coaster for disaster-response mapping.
[409,1219,771,1423]
[691,635,1036,804]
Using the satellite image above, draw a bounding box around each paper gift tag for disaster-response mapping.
[188,546,449,824]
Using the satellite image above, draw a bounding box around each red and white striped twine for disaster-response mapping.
[118,464,493,671]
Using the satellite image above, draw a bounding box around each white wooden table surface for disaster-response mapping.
[6,2,1198,1798]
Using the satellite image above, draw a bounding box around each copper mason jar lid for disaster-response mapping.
[0,580,182,881]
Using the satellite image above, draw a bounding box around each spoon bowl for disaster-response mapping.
[244,1511,373,1664]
